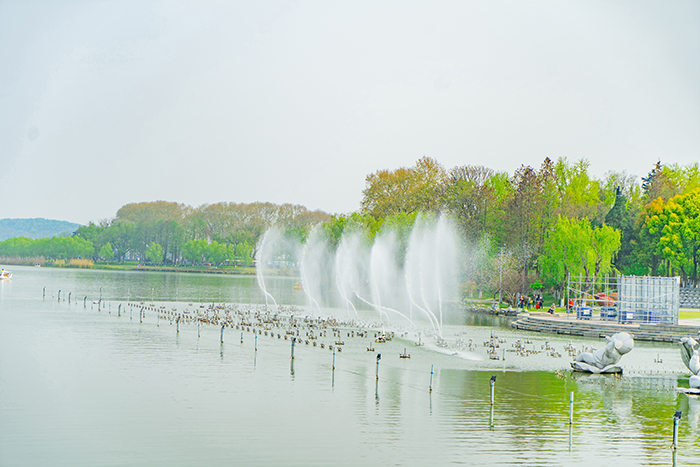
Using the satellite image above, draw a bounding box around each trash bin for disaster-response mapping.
[600,307,617,321]
[620,310,635,323]
[576,307,592,320]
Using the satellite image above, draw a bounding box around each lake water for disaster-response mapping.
[1,265,698,466]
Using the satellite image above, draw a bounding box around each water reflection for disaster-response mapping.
[2,265,700,466]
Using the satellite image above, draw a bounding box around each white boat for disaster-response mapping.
[0,269,12,280]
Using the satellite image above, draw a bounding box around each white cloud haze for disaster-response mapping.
[1,0,698,224]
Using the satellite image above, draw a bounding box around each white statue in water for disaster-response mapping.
[571,332,634,374]
[679,336,700,389]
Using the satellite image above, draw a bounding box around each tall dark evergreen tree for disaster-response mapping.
[605,188,637,273]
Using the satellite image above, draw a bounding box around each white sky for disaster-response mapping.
[1,0,698,225]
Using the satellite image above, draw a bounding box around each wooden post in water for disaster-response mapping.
[220,324,224,343]
[68,292,71,303]
[376,353,381,380]
[490,375,496,405]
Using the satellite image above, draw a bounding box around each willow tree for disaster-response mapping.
[540,216,621,296]
[553,158,603,221]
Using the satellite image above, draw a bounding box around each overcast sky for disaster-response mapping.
[1,0,698,225]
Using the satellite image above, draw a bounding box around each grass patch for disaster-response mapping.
[679,309,700,320]
[90,262,257,275]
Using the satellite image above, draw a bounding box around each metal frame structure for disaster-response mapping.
[567,274,680,325]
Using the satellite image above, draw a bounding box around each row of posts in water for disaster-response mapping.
[44,286,686,452]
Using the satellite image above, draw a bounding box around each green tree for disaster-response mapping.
[98,242,114,261]
[656,188,700,285]
[145,242,163,264]
[500,164,543,293]
[182,239,208,264]
[206,241,229,265]
[443,165,498,240]
[554,158,601,221]
[604,190,637,273]
[637,196,668,276]
[116,201,188,224]
[361,157,446,217]
[540,217,621,295]
[235,241,253,266]
[642,161,679,203]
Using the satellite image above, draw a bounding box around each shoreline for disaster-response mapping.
[0,259,258,275]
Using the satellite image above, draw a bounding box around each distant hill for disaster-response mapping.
[0,218,82,241]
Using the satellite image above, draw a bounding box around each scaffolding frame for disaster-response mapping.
[567,274,680,325]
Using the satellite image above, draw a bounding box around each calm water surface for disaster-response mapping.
[0,265,698,466]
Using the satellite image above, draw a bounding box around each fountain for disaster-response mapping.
[255,214,464,337]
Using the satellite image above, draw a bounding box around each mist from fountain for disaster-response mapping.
[255,229,279,310]
[405,221,439,332]
[255,213,464,336]
[334,233,360,318]
[299,226,328,314]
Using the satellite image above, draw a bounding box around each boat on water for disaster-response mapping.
[0,269,12,280]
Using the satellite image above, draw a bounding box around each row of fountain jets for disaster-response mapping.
[255,215,466,337]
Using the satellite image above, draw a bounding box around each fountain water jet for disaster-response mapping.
[299,226,328,315]
[255,214,463,335]
[255,229,280,310]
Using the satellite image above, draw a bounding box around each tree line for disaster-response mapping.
[0,201,329,267]
[1,157,698,300]
[358,157,700,299]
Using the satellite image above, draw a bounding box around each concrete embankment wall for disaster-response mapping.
[511,314,700,343]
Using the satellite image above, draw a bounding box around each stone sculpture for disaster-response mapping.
[571,332,634,373]
[679,336,700,389]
